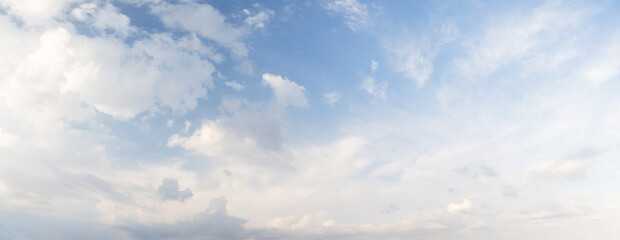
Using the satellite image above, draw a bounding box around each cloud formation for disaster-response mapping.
[385,39,435,87]
[123,197,257,240]
[3,1,620,239]
[152,1,248,57]
[157,178,193,202]
[262,73,309,107]
[324,0,371,30]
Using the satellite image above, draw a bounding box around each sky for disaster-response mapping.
[1,0,620,239]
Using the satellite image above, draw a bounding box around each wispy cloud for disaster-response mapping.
[385,38,435,87]
[455,1,591,78]
[323,91,341,105]
[324,0,371,30]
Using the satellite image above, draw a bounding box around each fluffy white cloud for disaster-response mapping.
[4,28,214,120]
[262,73,309,107]
[168,98,293,168]
[71,3,134,37]
[243,8,274,29]
[151,1,248,57]
[4,1,620,239]
[0,0,79,25]
[0,2,259,236]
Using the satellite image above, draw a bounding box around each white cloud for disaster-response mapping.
[0,12,217,121]
[4,1,620,239]
[361,76,386,99]
[225,81,245,91]
[522,148,600,186]
[243,8,275,29]
[322,219,336,227]
[152,1,248,57]
[385,39,434,87]
[437,22,459,45]
[122,197,254,239]
[262,73,309,107]
[368,161,403,178]
[71,2,96,21]
[269,211,332,230]
[71,3,135,37]
[167,98,292,167]
[446,199,472,214]
[584,65,620,86]
[63,30,214,119]
[581,34,620,86]
[0,0,79,26]
[456,2,588,78]
[527,160,591,181]
[0,4,256,233]
[0,128,19,147]
[156,178,193,202]
[371,60,379,73]
[183,120,191,133]
[323,92,341,105]
[324,0,370,30]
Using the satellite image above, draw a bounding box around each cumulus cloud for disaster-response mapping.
[0,2,262,236]
[0,0,79,25]
[243,8,275,29]
[151,1,248,57]
[167,98,292,167]
[71,3,134,37]
[0,16,216,121]
[156,178,193,202]
[262,73,309,107]
[4,1,620,239]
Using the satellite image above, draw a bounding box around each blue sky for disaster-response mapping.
[2,0,620,239]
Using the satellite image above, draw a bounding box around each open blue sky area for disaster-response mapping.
[2,0,620,239]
